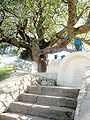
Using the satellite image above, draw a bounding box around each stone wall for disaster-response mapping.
[0,75,31,113]
[0,73,56,113]
[74,66,90,120]
[30,73,56,86]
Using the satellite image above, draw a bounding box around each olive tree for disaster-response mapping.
[0,0,90,72]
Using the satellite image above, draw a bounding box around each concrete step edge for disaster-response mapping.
[26,86,80,98]
[20,93,76,100]
[27,85,80,90]
[0,112,52,120]
[19,93,77,108]
[9,101,74,112]
[8,102,74,120]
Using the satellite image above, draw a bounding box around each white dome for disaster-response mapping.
[57,52,90,87]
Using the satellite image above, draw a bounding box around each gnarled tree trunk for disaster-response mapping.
[37,54,47,72]
[32,51,47,72]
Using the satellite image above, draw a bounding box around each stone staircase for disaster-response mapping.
[0,85,80,120]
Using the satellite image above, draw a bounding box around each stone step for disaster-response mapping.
[19,93,77,108]
[26,85,80,98]
[0,113,53,120]
[8,101,74,120]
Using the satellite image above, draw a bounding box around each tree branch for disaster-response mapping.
[62,0,67,4]
[75,12,90,35]
[0,9,5,26]
[67,0,77,39]
[43,36,70,54]
[0,37,31,50]
[77,2,87,22]
[43,43,68,54]
[67,0,77,27]
[82,39,90,45]
[2,4,18,18]
[16,19,35,43]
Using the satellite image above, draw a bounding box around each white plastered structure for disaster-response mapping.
[46,59,61,80]
[57,52,90,87]
[47,59,61,73]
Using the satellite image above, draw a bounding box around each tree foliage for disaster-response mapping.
[0,0,90,60]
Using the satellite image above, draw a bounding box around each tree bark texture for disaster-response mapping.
[38,59,47,72]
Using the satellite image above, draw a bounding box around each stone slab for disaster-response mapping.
[27,86,80,98]
[9,102,74,120]
[19,93,77,108]
[0,113,52,120]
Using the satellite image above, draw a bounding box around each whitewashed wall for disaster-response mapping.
[47,59,61,73]
[57,52,90,87]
